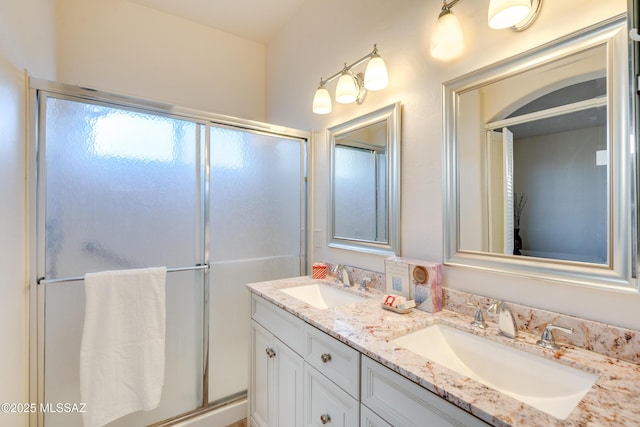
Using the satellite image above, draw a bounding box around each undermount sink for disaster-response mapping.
[280,283,365,309]
[391,324,598,420]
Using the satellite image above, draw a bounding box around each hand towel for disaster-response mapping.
[80,267,167,427]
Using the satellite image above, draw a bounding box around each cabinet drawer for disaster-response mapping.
[304,363,359,427]
[251,293,304,355]
[304,324,360,398]
[361,356,489,427]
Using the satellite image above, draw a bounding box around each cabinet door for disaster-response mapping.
[360,404,392,427]
[250,321,274,427]
[273,338,304,427]
[304,363,359,427]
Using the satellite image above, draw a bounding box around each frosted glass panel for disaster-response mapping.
[208,127,304,402]
[43,272,204,427]
[44,98,199,278]
[209,128,304,261]
[42,97,204,426]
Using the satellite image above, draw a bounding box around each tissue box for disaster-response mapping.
[385,257,442,313]
[312,263,327,279]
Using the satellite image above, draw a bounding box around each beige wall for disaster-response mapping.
[266,0,639,330]
[0,0,57,425]
[55,0,266,121]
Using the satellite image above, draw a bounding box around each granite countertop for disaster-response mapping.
[247,276,640,427]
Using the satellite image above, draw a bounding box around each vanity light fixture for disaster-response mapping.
[312,45,389,115]
[431,0,465,61]
[430,0,543,61]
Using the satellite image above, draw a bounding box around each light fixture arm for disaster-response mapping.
[318,45,381,86]
[440,0,463,15]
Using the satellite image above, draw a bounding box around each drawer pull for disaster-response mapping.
[320,353,332,363]
[320,413,331,424]
[265,347,276,358]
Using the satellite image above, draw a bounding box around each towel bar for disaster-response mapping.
[37,264,210,285]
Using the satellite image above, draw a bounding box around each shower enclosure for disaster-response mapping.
[29,80,308,426]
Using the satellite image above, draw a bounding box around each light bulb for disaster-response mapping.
[364,55,389,91]
[312,86,332,114]
[488,0,531,29]
[335,71,358,104]
[430,10,464,61]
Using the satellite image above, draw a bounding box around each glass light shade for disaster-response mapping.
[312,86,332,114]
[430,11,464,61]
[335,72,359,104]
[364,55,389,91]
[488,0,531,29]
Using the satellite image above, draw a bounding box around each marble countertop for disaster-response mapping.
[247,276,640,427]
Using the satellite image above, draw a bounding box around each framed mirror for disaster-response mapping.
[328,102,401,255]
[443,15,638,290]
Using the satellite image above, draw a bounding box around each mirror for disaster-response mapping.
[328,102,401,255]
[444,15,638,290]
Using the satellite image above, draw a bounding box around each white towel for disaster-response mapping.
[80,267,167,427]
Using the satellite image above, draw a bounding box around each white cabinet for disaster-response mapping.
[304,363,359,426]
[249,321,272,427]
[250,292,490,427]
[303,324,360,398]
[250,294,359,427]
[361,356,489,426]
[250,295,305,427]
[360,404,392,427]
[250,321,303,427]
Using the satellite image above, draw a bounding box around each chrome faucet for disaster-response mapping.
[331,264,352,287]
[466,302,488,329]
[487,300,517,338]
[537,324,573,350]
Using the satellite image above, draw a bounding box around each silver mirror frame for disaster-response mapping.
[443,15,639,292]
[328,102,401,256]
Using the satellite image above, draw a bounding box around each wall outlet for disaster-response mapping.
[314,229,322,248]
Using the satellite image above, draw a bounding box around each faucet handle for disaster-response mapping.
[359,277,372,291]
[486,300,503,316]
[466,302,488,329]
[331,264,345,284]
[537,324,573,350]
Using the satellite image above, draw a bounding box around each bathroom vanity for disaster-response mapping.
[247,276,640,427]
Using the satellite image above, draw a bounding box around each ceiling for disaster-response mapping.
[129,0,306,44]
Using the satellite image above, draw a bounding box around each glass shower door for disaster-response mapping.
[208,126,306,404]
[39,95,206,427]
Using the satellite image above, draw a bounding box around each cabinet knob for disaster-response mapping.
[265,347,276,358]
[320,413,331,424]
[320,353,332,363]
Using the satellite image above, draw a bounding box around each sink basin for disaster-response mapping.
[391,324,598,419]
[280,283,365,309]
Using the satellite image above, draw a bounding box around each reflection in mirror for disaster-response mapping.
[333,121,387,242]
[329,102,401,255]
[444,15,638,290]
[461,45,608,263]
